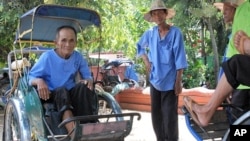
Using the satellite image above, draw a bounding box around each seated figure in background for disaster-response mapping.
[124,62,139,83]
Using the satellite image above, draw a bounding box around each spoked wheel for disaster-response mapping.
[97,96,119,122]
[95,85,123,121]
[3,99,31,141]
[95,85,112,115]
[98,96,114,115]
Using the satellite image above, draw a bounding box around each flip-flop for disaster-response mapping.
[183,96,202,126]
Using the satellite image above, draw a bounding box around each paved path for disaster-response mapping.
[123,110,196,141]
[0,109,196,141]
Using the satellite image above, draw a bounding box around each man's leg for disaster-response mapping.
[62,110,74,134]
[162,90,178,141]
[150,84,164,141]
[53,87,74,134]
[184,73,234,126]
[70,83,98,118]
[184,54,250,126]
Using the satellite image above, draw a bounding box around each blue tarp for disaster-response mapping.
[16,4,101,43]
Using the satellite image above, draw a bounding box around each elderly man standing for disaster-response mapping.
[136,0,188,140]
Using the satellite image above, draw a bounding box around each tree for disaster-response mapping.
[0,0,44,66]
[169,0,227,88]
[0,0,227,88]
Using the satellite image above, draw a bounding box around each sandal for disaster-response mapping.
[234,30,250,55]
[183,96,203,126]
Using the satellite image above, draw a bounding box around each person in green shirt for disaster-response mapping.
[215,0,242,81]
[224,0,250,122]
[183,0,250,127]
[215,0,247,123]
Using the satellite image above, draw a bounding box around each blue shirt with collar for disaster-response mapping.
[137,26,188,91]
[29,49,92,91]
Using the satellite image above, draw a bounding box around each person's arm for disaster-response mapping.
[175,69,183,95]
[136,30,152,76]
[31,78,51,100]
[141,54,151,75]
[172,27,187,95]
[78,53,93,90]
[29,53,51,100]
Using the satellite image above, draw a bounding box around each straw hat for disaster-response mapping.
[213,0,245,11]
[144,0,176,22]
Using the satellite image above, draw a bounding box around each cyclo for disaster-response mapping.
[3,4,140,141]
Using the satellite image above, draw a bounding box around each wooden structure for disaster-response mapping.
[115,87,214,114]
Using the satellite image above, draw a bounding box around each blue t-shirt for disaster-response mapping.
[29,49,92,91]
[137,26,188,91]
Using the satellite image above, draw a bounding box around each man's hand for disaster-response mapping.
[142,54,151,74]
[79,79,93,90]
[174,81,182,96]
[175,69,184,96]
[32,78,51,100]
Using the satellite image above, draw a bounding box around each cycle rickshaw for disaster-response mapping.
[2,4,140,141]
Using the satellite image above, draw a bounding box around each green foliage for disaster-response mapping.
[0,0,229,89]
[190,1,218,18]
[0,0,44,63]
[183,56,207,88]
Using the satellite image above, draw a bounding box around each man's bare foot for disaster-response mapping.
[192,103,213,127]
[234,30,250,55]
[243,36,250,55]
[183,96,213,127]
[63,110,75,137]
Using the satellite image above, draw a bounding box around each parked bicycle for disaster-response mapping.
[95,60,138,92]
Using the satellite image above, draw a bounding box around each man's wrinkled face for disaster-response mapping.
[223,4,236,23]
[55,28,77,58]
[151,9,167,24]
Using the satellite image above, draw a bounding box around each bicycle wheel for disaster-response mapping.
[95,85,123,121]
[3,98,31,141]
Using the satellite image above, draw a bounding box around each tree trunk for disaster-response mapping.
[200,19,207,64]
[206,18,219,84]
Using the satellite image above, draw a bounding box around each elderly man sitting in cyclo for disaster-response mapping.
[28,25,97,136]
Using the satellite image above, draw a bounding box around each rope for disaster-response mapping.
[6,71,20,98]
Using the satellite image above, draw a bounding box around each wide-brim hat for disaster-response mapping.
[213,0,245,11]
[144,0,176,22]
